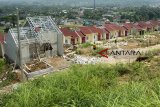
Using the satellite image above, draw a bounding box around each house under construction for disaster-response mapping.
[4,16,64,66]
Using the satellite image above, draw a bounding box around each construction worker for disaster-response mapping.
[115,39,117,44]
[93,44,96,50]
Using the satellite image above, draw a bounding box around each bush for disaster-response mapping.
[81,42,92,48]
[92,47,106,56]
[75,49,82,54]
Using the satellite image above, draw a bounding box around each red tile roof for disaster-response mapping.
[133,24,144,31]
[79,26,92,35]
[0,33,4,43]
[148,20,159,26]
[123,23,134,30]
[135,21,158,29]
[145,22,154,29]
[70,31,79,39]
[103,29,110,34]
[76,31,85,37]
[88,26,103,34]
[104,25,114,32]
[105,23,125,32]
[97,27,109,34]
[87,26,97,33]
[136,22,148,29]
[95,27,104,34]
[60,28,79,39]
[102,27,110,33]
[60,28,71,37]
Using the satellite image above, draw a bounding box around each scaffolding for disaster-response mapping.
[6,16,64,65]
[26,16,61,44]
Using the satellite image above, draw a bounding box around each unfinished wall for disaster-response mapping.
[57,33,64,56]
[41,31,58,56]
[4,32,19,64]
[21,44,30,64]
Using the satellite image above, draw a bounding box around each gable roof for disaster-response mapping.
[76,31,85,37]
[97,27,110,34]
[79,26,92,35]
[60,28,79,38]
[70,31,79,39]
[136,22,148,29]
[103,28,110,34]
[133,23,144,31]
[123,23,134,30]
[96,27,104,34]
[148,20,159,26]
[87,26,97,33]
[88,26,103,34]
[60,28,71,37]
[105,23,125,32]
[145,21,154,28]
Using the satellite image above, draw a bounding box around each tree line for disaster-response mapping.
[120,6,160,22]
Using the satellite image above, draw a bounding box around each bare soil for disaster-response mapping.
[44,57,71,70]
[25,60,49,73]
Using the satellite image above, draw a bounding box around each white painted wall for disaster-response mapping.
[63,36,71,44]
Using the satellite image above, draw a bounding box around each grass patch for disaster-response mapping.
[80,42,92,48]
[91,47,105,56]
[1,56,160,107]
[144,49,160,58]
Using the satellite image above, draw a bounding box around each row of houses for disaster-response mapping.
[61,20,160,45]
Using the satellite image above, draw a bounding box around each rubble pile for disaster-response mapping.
[70,55,107,64]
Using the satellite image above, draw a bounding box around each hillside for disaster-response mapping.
[0,49,160,107]
[0,0,160,7]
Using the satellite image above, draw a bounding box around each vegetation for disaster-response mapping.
[83,9,105,20]
[76,43,106,57]
[120,6,160,22]
[144,49,160,58]
[0,2,160,107]
[0,26,5,34]
[80,42,92,48]
[91,47,105,56]
[0,59,17,88]
[0,4,160,25]
[0,52,160,106]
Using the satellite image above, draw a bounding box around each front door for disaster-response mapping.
[82,37,86,43]
[71,39,75,45]
[125,31,128,36]
[106,33,109,39]
[98,34,101,41]
[119,31,121,37]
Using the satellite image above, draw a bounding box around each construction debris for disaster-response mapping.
[23,60,53,78]
[25,60,50,73]
[65,54,107,64]
[43,57,71,70]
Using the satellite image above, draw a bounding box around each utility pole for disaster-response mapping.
[17,8,22,68]
[94,0,96,10]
